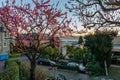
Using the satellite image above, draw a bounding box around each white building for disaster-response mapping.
[59,37,79,56]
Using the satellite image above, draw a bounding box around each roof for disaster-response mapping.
[112,48,120,52]
[60,37,79,42]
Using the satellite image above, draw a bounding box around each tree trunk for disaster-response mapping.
[30,60,36,80]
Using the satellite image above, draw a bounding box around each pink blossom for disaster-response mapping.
[22,40,29,46]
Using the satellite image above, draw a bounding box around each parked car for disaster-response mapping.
[37,57,56,66]
[67,62,79,68]
[78,63,86,73]
[67,62,86,73]
[58,59,69,65]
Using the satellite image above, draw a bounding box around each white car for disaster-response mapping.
[78,63,86,72]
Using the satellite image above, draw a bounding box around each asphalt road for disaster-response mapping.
[50,69,90,80]
[39,65,90,80]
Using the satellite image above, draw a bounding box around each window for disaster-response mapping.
[4,32,8,39]
[3,42,7,47]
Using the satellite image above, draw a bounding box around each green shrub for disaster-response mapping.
[86,60,104,76]
[9,53,21,58]
[84,30,117,68]
[0,60,20,80]
[20,62,50,80]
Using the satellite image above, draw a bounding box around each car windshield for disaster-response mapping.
[67,62,78,66]
[39,58,49,61]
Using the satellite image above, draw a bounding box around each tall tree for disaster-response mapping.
[73,47,91,65]
[0,0,73,80]
[66,0,120,29]
[78,36,83,44]
[84,30,117,68]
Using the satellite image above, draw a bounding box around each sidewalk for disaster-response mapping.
[91,76,113,80]
[0,60,5,73]
[111,65,120,68]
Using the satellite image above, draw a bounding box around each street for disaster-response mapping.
[39,65,90,80]
[5,56,90,80]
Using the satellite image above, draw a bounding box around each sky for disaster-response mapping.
[0,0,83,31]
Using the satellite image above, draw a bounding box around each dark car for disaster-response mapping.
[67,62,86,73]
[37,57,56,66]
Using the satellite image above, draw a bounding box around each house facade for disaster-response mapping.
[59,37,79,56]
[0,27,10,61]
[112,36,120,51]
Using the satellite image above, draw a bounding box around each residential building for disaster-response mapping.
[112,36,120,57]
[59,37,79,46]
[0,26,10,61]
[59,37,79,56]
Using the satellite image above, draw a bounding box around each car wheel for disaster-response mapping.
[40,62,42,65]
[77,67,81,73]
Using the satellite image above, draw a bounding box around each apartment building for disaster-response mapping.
[0,26,10,61]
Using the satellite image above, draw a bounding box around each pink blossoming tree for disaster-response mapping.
[0,0,73,80]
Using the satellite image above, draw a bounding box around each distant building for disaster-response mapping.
[112,36,120,56]
[59,37,79,46]
[59,37,79,56]
[0,26,10,61]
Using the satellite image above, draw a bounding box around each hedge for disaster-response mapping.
[19,61,50,80]
[9,53,21,58]
[0,60,20,80]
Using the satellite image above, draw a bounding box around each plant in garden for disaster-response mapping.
[86,58,104,76]
[73,47,91,65]
[20,61,50,80]
[44,46,54,59]
[84,30,117,74]
[41,46,59,59]
[66,0,120,29]
[0,60,20,80]
[0,0,73,80]
[66,46,75,57]
[52,47,59,59]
